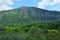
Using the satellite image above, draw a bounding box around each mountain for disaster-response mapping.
[0,6,60,24]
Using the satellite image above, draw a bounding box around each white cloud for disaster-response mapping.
[0,0,14,11]
[0,4,12,11]
[37,0,60,11]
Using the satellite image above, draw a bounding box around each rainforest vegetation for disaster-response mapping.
[0,7,60,40]
[0,22,60,40]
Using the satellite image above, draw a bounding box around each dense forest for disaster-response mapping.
[0,22,60,40]
[0,7,60,40]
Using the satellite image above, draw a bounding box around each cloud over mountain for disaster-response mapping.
[37,0,60,11]
[0,0,14,11]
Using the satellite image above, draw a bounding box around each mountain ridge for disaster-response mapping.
[0,6,60,24]
[0,6,60,12]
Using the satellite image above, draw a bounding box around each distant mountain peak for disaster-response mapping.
[0,6,60,24]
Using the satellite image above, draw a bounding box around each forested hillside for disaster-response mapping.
[0,7,60,40]
[0,7,60,25]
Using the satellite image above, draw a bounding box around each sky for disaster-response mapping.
[0,0,60,11]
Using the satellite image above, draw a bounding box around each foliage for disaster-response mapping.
[0,7,60,40]
[0,22,60,40]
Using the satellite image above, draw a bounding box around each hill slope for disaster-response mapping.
[0,7,60,40]
[0,6,60,24]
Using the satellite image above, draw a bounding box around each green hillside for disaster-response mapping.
[0,7,60,25]
[0,7,60,40]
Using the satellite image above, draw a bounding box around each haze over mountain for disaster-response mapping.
[0,6,60,24]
